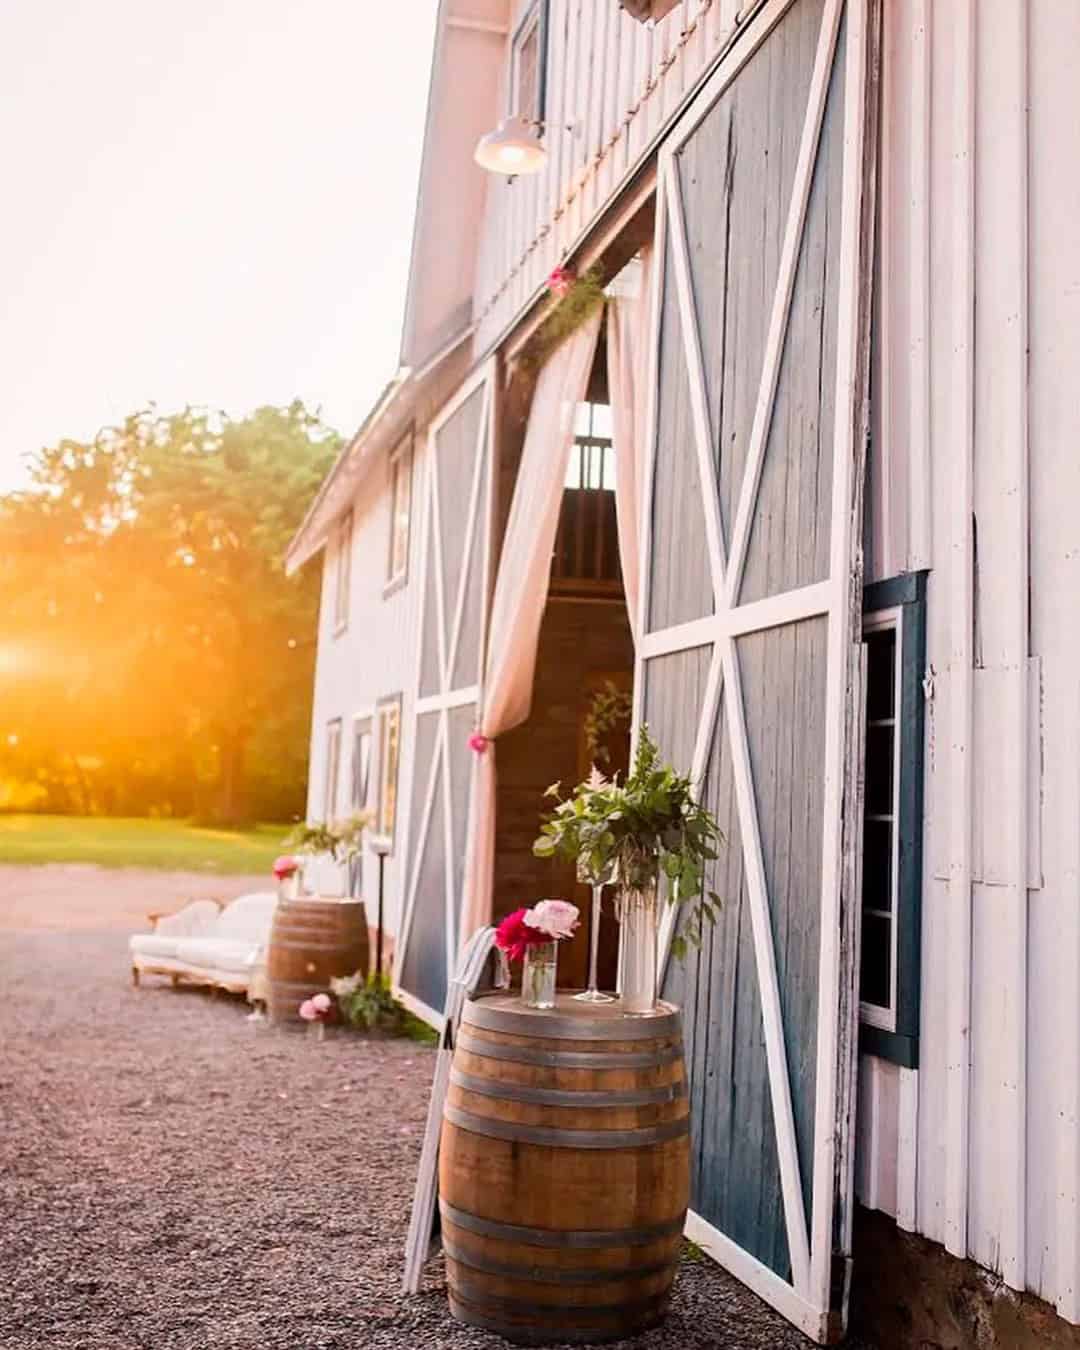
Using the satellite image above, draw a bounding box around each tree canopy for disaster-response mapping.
[0,402,338,825]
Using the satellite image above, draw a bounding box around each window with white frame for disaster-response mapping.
[351,716,373,813]
[859,572,927,1069]
[565,401,615,490]
[333,511,352,634]
[509,1,548,127]
[324,719,342,822]
[374,694,402,849]
[386,431,413,592]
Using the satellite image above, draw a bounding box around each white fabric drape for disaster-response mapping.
[605,244,654,640]
[458,308,604,946]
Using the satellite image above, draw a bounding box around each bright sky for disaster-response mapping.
[0,2,439,492]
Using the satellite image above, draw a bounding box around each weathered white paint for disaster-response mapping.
[471,0,745,358]
[861,0,1080,1321]
[305,429,429,935]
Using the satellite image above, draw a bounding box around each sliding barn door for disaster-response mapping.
[636,0,876,1341]
[395,366,493,1026]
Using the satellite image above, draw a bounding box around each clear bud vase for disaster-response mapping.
[278,872,301,902]
[618,882,658,1015]
[522,941,558,1009]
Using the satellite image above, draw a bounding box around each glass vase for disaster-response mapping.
[618,882,658,1015]
[522,941,558,1010]
[278,871,301,902]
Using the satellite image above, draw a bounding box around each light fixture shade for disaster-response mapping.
[474,116,548,175]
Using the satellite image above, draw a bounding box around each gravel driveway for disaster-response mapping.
[0,892,874,1349]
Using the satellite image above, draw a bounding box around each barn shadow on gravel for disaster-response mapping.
[0,928,878,1349]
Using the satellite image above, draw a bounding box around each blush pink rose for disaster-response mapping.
[298,999,318,1021]
[311,993,331,1014]
[524,898,580,942]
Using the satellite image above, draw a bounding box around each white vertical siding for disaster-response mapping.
[305,434,429,942]
[472,0,743,355]
[863,0,1080,1320]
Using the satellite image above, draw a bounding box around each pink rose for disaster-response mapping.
[547,265,575,299]
[524,898,580,942]
[298,999,318,1021]
[468,733,489,755]
[311,993,331,1014]
[273,855,300,880]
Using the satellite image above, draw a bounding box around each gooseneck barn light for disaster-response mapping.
[473,115,548,175]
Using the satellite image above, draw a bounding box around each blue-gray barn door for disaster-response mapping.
[636,0,875,1340]
[395,366,493,1027]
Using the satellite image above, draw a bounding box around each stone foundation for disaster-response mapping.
[850,1206,1080,1349]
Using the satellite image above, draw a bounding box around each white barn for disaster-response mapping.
[286,2,1080,1344]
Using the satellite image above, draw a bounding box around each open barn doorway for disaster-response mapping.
[491,331,634,991]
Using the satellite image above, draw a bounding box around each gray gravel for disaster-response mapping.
[0,929,875,1350]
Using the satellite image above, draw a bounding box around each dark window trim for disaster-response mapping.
[859,569,928,1070]
[509,0,550,127]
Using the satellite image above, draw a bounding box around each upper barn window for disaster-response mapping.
[509,1,549,127]
[332,510,352,635]
[386,429,413,594]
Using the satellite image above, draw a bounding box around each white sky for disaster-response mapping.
[0,2,439,492]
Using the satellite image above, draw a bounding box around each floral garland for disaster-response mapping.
[518,264,606,373]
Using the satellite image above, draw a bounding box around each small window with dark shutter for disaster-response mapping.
[859,572,928,1069]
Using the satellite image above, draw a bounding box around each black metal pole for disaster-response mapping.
[376,850,386,981]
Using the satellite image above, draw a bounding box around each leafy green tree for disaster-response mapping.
[0,402,338,824]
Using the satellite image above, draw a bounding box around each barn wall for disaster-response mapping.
[471,0,743,356]
[860,0,1080,1321]
[305,431,430,945]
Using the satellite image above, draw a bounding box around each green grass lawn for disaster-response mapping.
[0,815,292,873]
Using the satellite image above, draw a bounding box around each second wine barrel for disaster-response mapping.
[439,994,690,1343]
[266,897,369,1023]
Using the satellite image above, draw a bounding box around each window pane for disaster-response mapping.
[602,444,615,491]
[378,703,401,839]
[865,724,895,816]
[352,728,372,809]
[591,403,613,439]
[866,626,896,720]
[574,402,591,436]
[565,444,582,489]
[861,818,893,913]
[514,19,539,120]
[860,913,892,1009]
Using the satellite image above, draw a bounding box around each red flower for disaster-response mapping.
[546,265,575,299]
[468,732,489,755]
[494,908,550,963]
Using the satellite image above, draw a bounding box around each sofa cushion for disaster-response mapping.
[175,937,262,975]
[152,899,223,939]
[212,892,278,942]
[130,933,183,961]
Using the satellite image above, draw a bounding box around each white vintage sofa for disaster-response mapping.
[129,892,278,999]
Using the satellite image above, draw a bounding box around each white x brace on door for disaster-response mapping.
[634,0,876,1340]
[395,363,494,1028]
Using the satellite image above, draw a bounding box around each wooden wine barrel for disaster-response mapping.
[439,994,689,1344]
[266,897,369,1023]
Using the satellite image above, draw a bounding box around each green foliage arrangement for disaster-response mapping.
[330,971,437,1044]
[521,266,606,373]
[533,726,724,958]
[583,680,633,769]
[284,811,371,864]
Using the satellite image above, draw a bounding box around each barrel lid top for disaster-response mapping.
[462,993,682,1040]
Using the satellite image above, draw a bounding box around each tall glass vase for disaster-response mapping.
[618,881,658,1014]
[522,941,558,1009]
[574,857,615,1003]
